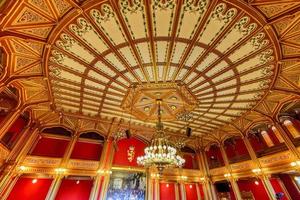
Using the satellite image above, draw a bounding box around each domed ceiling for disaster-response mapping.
[47,0,278,135]
[0,0,300,143]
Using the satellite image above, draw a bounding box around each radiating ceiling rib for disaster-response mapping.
[64,28,131,83]
[163,0,183,82]
[181,11,245,82]
[109,0,150,83]
[51,77,124,98]
[188,27,266,87]
[171,0,219,81]
[82,10,143,84]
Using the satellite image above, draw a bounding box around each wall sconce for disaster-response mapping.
[97,169,112,174]
[55,168,67,173]
[200,177,205,182]
[252,168,262,174]
[180,175,188,180]
[224,173,231,178]
[19,165,27,171]
[290,161,300,167]
[151,173,160,178]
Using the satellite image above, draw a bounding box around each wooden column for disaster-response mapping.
[220,145,242,200]
[89,138,114,200]
[45,175,63,200]
[174,182,180,200]
[60,133,79,167]
[259,175,277,200]
[283,119,300,138]
[179,182,186,200]
[243,136,277,200]
[272,123,300,159]
[0,125,39,198]
[46,133,79,200]
[196,149,218,200]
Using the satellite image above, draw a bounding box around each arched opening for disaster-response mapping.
[278,101,300,146]
[223,136,250,164]
[206,144,225,169]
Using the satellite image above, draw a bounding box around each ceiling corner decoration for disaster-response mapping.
[44,0,279,136]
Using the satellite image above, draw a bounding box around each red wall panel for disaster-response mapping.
[7,177,52,200]
[237,179,269,200]
[30,137,69,157]
[112,137,147,167]
[185,183,198,200]
[160,182,176,200]
[249,136,266,152]
[55,179,93,200]
[70,141,102,160]
[1,117,26,147]
[198,183,205,199]
[279,174,300,200]
[183,154,195,169]
[270,178,288,200]
[206,145,224,167]
[225,138,249,160]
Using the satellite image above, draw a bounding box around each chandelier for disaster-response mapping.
[137,99,185,174]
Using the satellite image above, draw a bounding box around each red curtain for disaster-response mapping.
[112,137,146,167]
[30,137,69,157]
[7,177,53,200]
[160,182,176,200]
[70,141,102,160]
[55,179,93,200]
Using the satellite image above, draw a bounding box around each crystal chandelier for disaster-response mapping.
[137,99,185,174]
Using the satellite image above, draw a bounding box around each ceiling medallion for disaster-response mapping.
[121,82,197,122]
[137,99,185,173]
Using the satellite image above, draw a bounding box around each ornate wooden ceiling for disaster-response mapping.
[0,0,300,145]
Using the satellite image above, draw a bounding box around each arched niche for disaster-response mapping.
[79,131,105,141]
[247,123,287,157]
[42,126,72,137]
[70,131,105,161]
[205,143,224,169]
[223,136,250,164]
[181,146,198,169]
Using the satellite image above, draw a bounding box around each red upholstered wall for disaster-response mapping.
[1,116,26,147]
[183,154,195,169]
[112,137,147,167]
[55,179,93,200]
[185,183,198,200]
[160,182,176,200]
[249,135,266,152]
[206,145,224,167]
[270,178,288,200]
[30,137,69,157]
[198,183,205,199]
[70,141,102,160]
[7,177,52,200]
[225,138,249,160]
[237,179,269,200]
[279,174,300,200]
